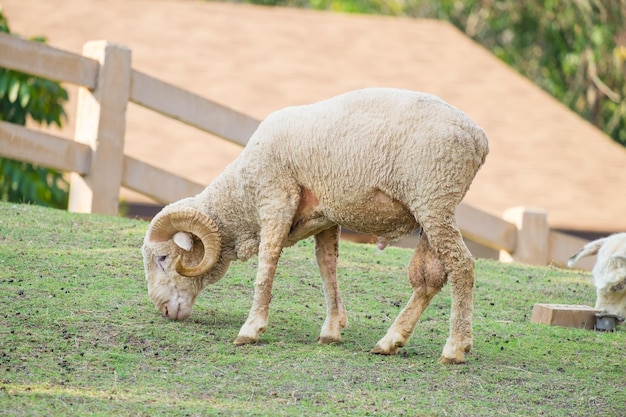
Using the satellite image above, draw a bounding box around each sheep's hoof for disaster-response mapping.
[438,340,471,364]
[233,335,258,346]
[318,336,341,345]
[370,343,400,355]
[438,354,466,365]
[371,333,405,355]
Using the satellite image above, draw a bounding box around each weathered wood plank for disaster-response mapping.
[0,32,98,88]
[122,156,205,204]
[0,121,91,174]
[456,203,517,252]
[130,70,259,146]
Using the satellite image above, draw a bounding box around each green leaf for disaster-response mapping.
[7,77,19,103]
[590,26,604,47]
[29,35,47,43]
[19,82,30,108]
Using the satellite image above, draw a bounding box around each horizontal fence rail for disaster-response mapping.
[0,33,595,269]
[456,204,517,253]
[0,32,98,88]
[130,70,260,146]
[122,156,205,204]
[0,120,91,174]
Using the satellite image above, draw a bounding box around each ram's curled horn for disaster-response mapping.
[148,208,221,277]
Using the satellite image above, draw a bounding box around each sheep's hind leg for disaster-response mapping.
[315,225,348,344]
[372,234,445,355]
[423,215,474,364]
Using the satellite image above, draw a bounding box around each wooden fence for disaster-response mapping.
[0,33,594,270]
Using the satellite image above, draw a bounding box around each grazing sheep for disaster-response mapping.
[142,88,489,364]
[568,233,626,318]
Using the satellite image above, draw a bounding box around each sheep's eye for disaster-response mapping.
[156,255,167,263]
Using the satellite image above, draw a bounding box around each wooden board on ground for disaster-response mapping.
[531,304,601,330]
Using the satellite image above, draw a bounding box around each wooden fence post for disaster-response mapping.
[68,41,131,215]
[499,206,549,265]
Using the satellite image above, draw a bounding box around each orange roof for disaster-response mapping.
[3,0,626,233]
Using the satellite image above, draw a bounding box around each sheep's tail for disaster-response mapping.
[567,237,608,267]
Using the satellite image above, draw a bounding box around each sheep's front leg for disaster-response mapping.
[315,225,348,344]
[234,219,294,346]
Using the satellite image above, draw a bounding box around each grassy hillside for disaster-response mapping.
[0,202,623,416]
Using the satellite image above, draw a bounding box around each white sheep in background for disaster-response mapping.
[142,88,489,364]
[568,233,626,319]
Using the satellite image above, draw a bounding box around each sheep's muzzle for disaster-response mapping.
[160,299,193,321]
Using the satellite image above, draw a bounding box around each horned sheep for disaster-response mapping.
[568,233,626,319]
[142,88,489,364]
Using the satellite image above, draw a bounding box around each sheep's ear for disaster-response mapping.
[567,237,608,267]
[173,231,194,252]
[612,254,626,268]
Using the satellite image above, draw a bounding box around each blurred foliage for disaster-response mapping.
[418,0,626,146]
[243,0,626,146]
[0,7,69,209]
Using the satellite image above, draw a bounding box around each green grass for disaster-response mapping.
[0,202,624,416]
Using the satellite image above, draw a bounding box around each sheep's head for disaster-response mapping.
[568,234,626,318]
[142,207,222,321]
